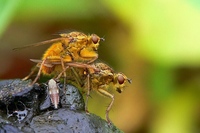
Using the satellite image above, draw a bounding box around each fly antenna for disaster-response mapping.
[13,38,62,51]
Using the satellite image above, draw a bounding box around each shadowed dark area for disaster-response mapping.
[0,79,123,133]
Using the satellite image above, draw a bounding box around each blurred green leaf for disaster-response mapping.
[150,87,199,133]
[103,0,200,67]
[149,65,175,104]
[0,0,21,37]
[14,0,107,21]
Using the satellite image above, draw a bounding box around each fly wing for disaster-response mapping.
[30,59,54,67]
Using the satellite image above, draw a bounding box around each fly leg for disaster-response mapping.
[70,67,84,87]
[87,56,98,64]
[85,72,91,114]
[55,66,69,80]
[60,58,67,92]
[97,88,114,124]
[31,58,47,85]
[22,66,38,81]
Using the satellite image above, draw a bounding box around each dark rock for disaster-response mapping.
[39,83,85,111]
[0,79,42,124]
[0,79,33,104]
[0,116,24,133]
[0,123,24,133]
[22,108,122,133]
[0,79,123,133]
[60,84,85,110]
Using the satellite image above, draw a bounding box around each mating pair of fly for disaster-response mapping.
[14,31,131,124]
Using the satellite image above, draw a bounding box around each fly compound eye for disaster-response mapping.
[118,74,125,84]
[92,34,99,44]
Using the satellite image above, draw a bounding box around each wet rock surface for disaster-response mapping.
[23,109,121,133]
[0,79,37,104]
[0,79,123,133]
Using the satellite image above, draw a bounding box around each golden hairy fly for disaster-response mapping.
[14,31,131,124]
[66,62,132,124]
[15,31,104,84]
[33,60,131,124]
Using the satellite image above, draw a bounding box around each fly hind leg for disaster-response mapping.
[31,58,47,85]
[22,65,38,81]
[97,88,114,124]
[55,58,69,94]
[85,73,91,114]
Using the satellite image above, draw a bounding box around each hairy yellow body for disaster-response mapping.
[39,31,101,76]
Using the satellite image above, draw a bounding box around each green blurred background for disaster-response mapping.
[0,0,200,133]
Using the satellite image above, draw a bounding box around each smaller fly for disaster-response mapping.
[30,60,131,124]
[48,61,131,124]
[48,79,59,109]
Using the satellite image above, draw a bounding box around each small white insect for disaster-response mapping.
[48,79,59,109]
